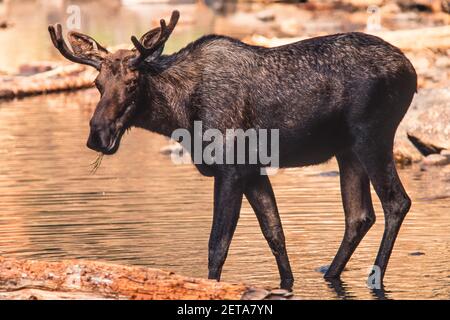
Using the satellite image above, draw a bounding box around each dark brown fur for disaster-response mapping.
[49,11,416,291]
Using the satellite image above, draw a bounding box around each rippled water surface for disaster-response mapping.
[0,90,449,300]
[0,0,449,300]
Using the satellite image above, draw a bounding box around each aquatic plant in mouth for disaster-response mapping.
[89,129,130,174]
[90,153,104,174]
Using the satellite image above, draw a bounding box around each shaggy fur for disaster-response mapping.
[49,12,416,290]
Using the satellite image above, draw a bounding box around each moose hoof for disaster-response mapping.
[280,278,294,291]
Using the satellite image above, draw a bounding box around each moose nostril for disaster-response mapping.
[87,130,103,151]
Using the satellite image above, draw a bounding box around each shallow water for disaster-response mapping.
[0,0,449,300]
[0,90,448,300]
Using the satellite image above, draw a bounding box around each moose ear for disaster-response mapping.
[138,27,165,60]
[67,31,109,62]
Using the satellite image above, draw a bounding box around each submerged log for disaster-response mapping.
[0,256,274,300]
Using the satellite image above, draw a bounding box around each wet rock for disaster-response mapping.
[406,51,449,89]
[395,88,450,163]
[279,18,304,36]
[241,288,270,300]
[413,56,432,71]
[255,10,275,22]
[443,0,450,13]
[381,2,402,14]
[407,133,445,156]
[216,12,273,37]
[441,149,450,160]
[435,56,450,69]
[265,288,294,300]
[394,146,414,165]
[422,154,450,166]
[315,265,330,274]
[397,0,441,12]
[406,97,450,152]
[270,288,290,296]
[394,136,423,164]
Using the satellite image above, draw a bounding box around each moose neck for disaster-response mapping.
[134,52,201,138]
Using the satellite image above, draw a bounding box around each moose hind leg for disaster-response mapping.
[325,151,376,279]
[245,175,294,290]
[353,140,411,282]
[208,170,244,281]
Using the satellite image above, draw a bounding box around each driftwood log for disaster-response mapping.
[0,64,96,100]
[0,44,133,100]
[0,256,276,300]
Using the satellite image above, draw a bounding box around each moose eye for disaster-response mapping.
[126,85,135,94]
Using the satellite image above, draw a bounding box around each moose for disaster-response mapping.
[48,10,416,291]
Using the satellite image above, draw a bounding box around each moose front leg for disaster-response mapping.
[245,175,294,290]
[208,171,244,281]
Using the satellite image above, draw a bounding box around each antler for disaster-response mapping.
[129,10,180,68]
[48,23,102,70]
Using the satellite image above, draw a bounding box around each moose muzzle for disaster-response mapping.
[87,121,122,155]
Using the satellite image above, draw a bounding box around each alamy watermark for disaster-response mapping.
[65,5,100,51]
[66,5,81,30]
[367,265,381,289]
[170,121,280,175]
[366,5,382,32]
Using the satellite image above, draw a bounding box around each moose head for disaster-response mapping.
[48,11,180,154]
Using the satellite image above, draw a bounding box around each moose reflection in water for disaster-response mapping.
[48,10,417,291]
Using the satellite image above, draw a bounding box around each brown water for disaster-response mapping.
[0,90,449,300]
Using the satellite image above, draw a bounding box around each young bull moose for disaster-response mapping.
[48,10,416,291]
